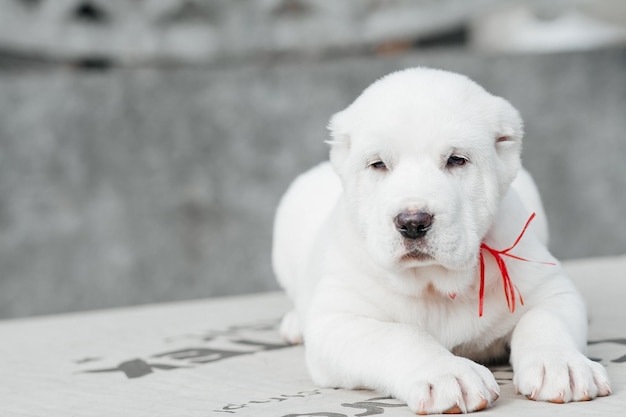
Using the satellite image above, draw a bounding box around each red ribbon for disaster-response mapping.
[478,212,555,317]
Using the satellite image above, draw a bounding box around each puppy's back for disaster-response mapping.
[272,162,341,298]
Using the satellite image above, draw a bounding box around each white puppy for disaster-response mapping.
[272,68,611,414]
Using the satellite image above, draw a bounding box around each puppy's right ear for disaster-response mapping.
[326,110,351,174]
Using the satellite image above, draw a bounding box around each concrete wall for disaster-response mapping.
[0,0,507,64]
[0,48,625,318]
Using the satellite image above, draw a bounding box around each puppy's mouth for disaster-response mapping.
[400,247,435,264]
[396,236,437,265]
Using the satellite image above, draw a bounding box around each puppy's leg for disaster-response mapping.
[510,278,612,403]
[306,314,500,414]
[279,310,303,345]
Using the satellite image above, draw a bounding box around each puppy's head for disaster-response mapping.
[327,68,523,288]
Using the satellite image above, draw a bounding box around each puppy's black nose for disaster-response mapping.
[394,211,433,239]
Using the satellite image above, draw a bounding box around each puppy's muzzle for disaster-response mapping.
[394,211,433,239]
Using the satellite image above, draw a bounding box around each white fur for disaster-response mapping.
[272,68,611,414]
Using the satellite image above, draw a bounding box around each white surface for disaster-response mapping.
[1,256,625,416]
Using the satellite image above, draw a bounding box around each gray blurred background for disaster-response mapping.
[0,0,625,319]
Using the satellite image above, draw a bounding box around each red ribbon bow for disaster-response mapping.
[478,212,555,317]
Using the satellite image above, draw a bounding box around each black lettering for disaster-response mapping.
[589,338,626,345]
[231,339,290,350]
[83,359,184,379]
[220,404,247,411]
[249,397,288,404]
[297,389,324,396]
[152,348,242,363]
[341,397,406,417]
[612,354,626,363]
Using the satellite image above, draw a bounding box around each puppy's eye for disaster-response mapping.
[368,160,387,170]
[447,155,468,168]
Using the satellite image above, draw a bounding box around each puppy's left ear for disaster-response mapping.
[494,97,523,151]
[326,110,351,175]
[493,97,524,188]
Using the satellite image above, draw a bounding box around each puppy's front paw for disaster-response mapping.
[405,357,500,415]
[279,310,303,345]
[514,348,612,403]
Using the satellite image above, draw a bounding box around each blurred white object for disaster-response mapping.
[471,2,626,53]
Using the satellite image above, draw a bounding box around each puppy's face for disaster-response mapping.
[329,69,523,285]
